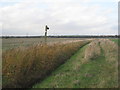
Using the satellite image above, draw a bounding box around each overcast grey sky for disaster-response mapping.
[0,0,119,36]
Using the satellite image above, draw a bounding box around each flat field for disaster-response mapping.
[2,38,89,51]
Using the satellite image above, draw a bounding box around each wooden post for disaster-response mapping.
[44,25,49,44]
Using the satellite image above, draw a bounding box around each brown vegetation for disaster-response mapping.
[2,41,89,88]
[84,40,101,61]
[84,39,118,86]
[100,39,118,62]
[84,39,118,62]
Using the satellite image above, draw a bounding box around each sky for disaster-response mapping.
[0,0,119,36]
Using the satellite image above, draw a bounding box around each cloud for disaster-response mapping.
[0,0,118,36]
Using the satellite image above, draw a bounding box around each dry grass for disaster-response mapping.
[32,39,118,88]
[99,39,118,62]
[83,39,118,87]
[84,40,101,61]
[84,39,118,62]
[2,41,89,88]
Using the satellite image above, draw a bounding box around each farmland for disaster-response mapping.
[2,38,119,88]
[2,38,89,51]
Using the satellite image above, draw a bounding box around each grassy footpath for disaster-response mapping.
[32,39,118,88]
[32,44,88,88]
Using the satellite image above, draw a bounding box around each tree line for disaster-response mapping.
[1,35,120,38]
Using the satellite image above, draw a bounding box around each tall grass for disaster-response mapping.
[84,39,118,62]
[84,39,118,87]
[2,41,89,88]
[100,39,118,62]
[84,40,101,61]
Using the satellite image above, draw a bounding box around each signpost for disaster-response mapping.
[45,25,49,44]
